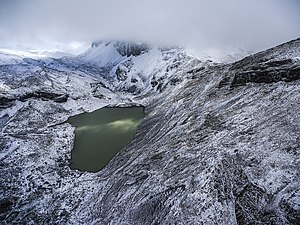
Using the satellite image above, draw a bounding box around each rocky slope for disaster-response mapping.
[0,39,299,224]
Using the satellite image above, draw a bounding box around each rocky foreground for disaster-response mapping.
[0,39,299,224]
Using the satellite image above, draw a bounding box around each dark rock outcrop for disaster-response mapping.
[113,42,149,57]
[227,38,300,87]
[0,91,68,107]
[91,41,149,57]
[18,91,69,103]
[230,58,300,86]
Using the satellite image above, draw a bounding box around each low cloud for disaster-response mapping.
[0,0,299,53]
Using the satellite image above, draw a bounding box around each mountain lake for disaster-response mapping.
[67,106,144,172]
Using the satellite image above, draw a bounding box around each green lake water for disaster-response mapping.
[67,106,144,172]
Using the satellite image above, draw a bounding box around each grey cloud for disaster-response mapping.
[0,0,299,53]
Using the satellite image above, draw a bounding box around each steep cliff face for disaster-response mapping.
[220,39,300,87]
[0,39,299,224]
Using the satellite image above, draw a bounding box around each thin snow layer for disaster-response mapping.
[0,82,11,92]
[0,51,23,65]
[71,70,300,225]
[0,49,73,65]
[0,38,299,224]
[186,46,253,63]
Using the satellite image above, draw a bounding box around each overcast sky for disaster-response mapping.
[0,0,299,54]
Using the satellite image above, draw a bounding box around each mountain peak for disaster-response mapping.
[91,41,150,57]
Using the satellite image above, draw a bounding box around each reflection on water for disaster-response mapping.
[76,119,141,134]
[107,119,141,131]
[67,107,144,172]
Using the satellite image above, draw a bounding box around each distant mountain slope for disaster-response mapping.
[0,50,24,65]
[0,48,73,66]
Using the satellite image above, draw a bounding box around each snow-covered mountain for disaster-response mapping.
[0,50,24,65]
[74,41,202,94]
[0,48,73,66]
[0,41,250,96]
[0,39,299,224]
[0,41,203,104]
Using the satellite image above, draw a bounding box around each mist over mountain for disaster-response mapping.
[0,0,299,53]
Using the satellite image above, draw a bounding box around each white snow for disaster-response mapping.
[78,42,124,67]
[0,82,11,92]
[186,47,253,63]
